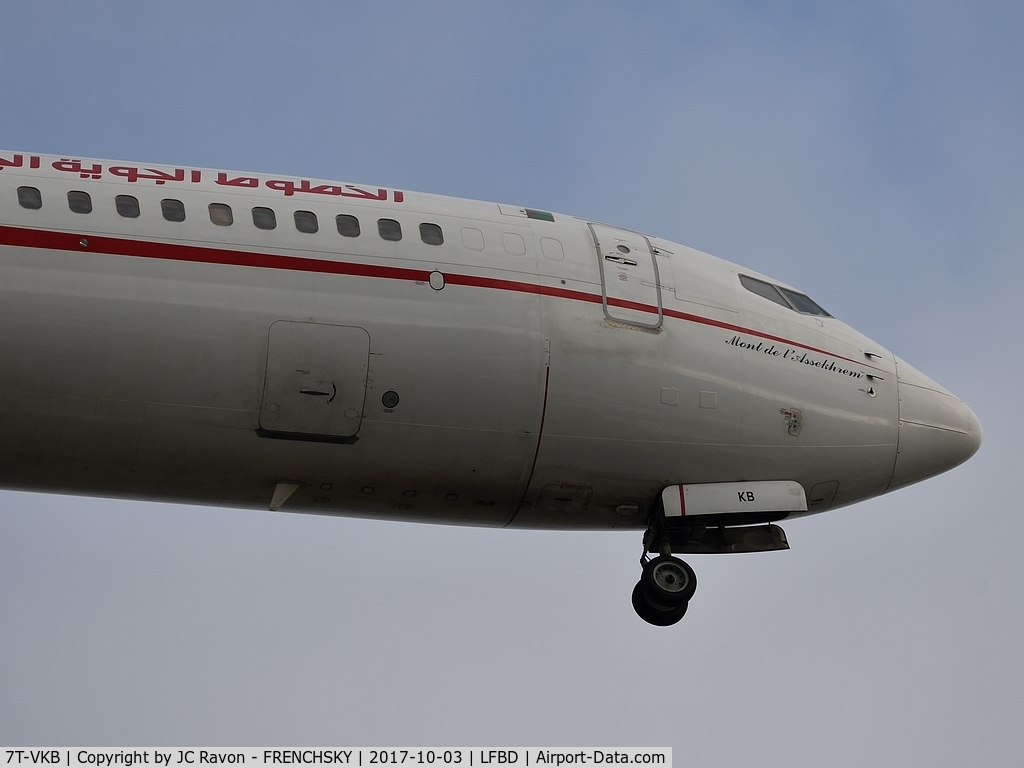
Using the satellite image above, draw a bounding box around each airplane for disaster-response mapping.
[0,151,981,625]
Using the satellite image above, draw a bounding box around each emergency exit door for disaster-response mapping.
[589,222,663,329]
[258,321,369,442]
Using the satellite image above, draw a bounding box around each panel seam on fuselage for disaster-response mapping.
[505,366,551,528]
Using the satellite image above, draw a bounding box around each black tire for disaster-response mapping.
[631,581,688,626]
[641,555,697,606]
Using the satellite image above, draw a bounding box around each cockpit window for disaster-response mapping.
[740,274,831,317]
[777,286,831,317]
[739,275,790,309]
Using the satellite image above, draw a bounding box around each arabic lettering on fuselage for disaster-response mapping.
[0,154,41,170]
[0,154,404,203]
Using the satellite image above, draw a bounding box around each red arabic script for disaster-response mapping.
[341,185,389,201]
[0,154,25,171]
[5,153,406,202]
[109,166,187,185]
[216,173,259,188]
[53,159,103,179]
[265,179,396,201]
[266,179,342,197]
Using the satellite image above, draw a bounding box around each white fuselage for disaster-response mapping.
[0,152,981,529]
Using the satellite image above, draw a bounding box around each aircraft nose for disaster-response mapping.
[889,357,982,491]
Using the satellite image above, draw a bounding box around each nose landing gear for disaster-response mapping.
[631,580,689,626]
[642,554,697,605]
[633,529,697,626]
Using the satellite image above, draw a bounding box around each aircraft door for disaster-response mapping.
[258,321,369,442]
[589,222,663,329]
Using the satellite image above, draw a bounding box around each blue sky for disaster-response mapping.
[1,2,1021,764]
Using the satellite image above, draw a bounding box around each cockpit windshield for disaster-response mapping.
[739,275,831,317]
[777,286,830,316]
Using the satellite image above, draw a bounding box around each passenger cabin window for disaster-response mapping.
[17,186,42,209]
[336,214,360,237]
[294,210,318,233]
[67,191,92,214]
[378,218,402,241]
[252,207,276,230]
[116,195,140,218]
[419,222,443,246]
[161,199,186,222]
[739,274,831,317]
[208,203,233,226]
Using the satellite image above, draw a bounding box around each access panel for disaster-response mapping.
[258,321,369,441]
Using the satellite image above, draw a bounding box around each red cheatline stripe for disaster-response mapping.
[0,224,431,283]
[0,224,882,370]
[678,485,686,517]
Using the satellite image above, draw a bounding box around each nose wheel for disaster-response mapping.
[631,580,689,626]
[642,554,697,605]
[633,528,698,626]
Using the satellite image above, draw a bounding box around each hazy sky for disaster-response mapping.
[1,2,1021,764]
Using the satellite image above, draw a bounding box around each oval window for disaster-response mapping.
[208,203,233,226]
[67,191,92,214]
[116,195,140,218]
[294,210,318,233]
[252,206,277,230]
[17,186,42,209]
[378,218,402,241]
[336,214,360,237]
[161,199,186,222]
[419,222,443,245]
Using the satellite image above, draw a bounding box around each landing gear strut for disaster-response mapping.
[633,526,697,626]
